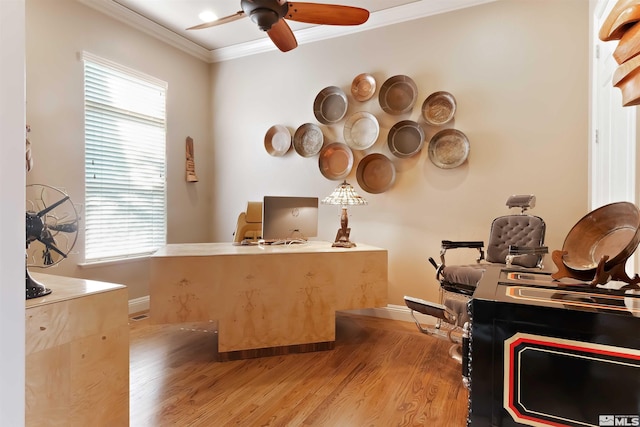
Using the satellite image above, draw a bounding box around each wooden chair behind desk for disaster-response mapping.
[233,201,262,242]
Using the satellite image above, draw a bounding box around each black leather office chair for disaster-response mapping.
[404,195,548,383]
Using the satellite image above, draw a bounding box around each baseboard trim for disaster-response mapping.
[128,295,150,315]
[128,297,436,324]
[344,304,437,324]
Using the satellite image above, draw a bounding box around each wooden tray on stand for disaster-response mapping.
[551,201,640,289]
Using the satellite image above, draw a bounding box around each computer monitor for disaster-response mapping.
[262,196,319,242]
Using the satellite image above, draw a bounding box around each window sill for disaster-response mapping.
[78,254,151,269]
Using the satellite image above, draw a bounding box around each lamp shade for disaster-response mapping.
[322,181,368,206]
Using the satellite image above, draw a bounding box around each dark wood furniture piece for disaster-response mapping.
[469,266,640,427]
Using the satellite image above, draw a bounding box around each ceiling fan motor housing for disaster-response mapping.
[241,0,288,31]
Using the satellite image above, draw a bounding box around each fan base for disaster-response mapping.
[26,268,52,300]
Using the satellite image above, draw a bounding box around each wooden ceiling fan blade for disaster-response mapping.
[267,19,298,52]
[187,11,245,30]
[285,3,369,26]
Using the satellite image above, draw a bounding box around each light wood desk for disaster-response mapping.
[150,241,388,360]
[25,273,129,426]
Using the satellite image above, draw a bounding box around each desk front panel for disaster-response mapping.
[150,242,388,353]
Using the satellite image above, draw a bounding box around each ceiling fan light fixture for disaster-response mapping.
[250,8,281,31]
[198,10,218,23]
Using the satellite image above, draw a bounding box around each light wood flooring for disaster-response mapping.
[129,312,469,427]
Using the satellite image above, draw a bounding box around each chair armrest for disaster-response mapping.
[508,245,548,255]
[439,240,485,266]
[506,245,549,268]
[442,240,484,249]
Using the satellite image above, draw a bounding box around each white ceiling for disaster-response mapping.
[77,0,496,62]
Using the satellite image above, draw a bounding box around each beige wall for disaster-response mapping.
[209,0,589,305]
[25,0,212,299]
[25,0,590,305]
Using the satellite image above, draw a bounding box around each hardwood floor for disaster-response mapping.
[129,312,469,427]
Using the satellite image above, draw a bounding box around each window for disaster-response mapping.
[83,52,167,262]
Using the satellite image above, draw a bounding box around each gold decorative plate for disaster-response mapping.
[318,142,354,180]
[351,73,376,102]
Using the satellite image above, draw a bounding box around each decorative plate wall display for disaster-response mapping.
[293,123,324,157]
[428,128,470,169]
[378,75,418,115]
[264,125,291,156]
[356,153,396,194]
[313,86,348,124]
[351,73,376,102]
[343,112,380,150]
[387,120,425,158]
[422,91,457,126]
[267,72,470,189]
[318,142,354,180]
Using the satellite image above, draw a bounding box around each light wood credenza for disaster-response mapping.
[150,241,388,360]
[25,273,129,426]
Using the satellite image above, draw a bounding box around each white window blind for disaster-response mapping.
[83,52,167,262]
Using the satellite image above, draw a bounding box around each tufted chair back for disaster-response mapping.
[486,215,546,267]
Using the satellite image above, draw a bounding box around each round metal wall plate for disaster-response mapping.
[378,75,418,115]
[293,123,324,157]
[318,142,354,180]
[351,73,377,102]
[428,128,469,168]
[343,112,379,150]
[422,91,457,126]
[264,125,291,156]
[314,86,348,124]
[356,153,396,194]
[387,120,425,158]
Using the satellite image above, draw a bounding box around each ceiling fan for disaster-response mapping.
[187,0,370,52]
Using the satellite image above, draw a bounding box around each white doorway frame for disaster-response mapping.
[590,0,638,273]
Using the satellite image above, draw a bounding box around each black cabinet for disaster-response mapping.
[469,267,640,427]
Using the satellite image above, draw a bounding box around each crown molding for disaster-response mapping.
[77,0,212,62]
[78,0,496,63]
